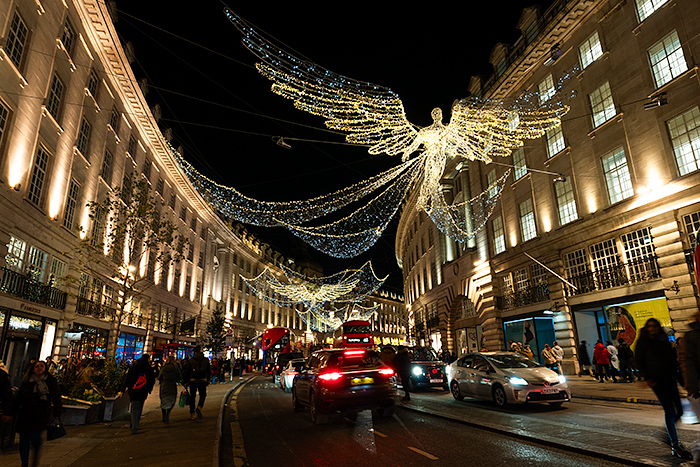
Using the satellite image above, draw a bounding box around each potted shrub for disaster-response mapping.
[91,359,130,421]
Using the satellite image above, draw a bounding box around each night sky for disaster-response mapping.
[113,1,554,293]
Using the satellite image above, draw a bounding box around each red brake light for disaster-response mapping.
[288,371,297,376]
[319,372,343,382]
[344,350,365,357]
[379,368,394,376]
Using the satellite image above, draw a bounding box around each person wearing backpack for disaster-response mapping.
[183,346,211,420]
[119,354,155,434]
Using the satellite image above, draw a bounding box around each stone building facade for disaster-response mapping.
[396,0,700,374]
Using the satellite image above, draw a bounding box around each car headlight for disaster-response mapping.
[558,374,567,384]
[508,376,528,386]
[412,366,423,376]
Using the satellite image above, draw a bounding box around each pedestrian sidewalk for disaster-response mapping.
[566,374,668,405]
[0,376,248,467]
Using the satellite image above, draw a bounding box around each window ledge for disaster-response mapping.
[107,124,121,143]
[587,112,623,138]
[510,171,531,189]
[649,66,698,97]
[55,38,76,72]
[41,106,64,135]
[84,87,101,113]
[73,146,90,166]
[0,47,29,88]
[544,146,570,166]
[577,51,610,79]
[632,0,677,35]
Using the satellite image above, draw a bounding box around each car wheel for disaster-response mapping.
[450,381,464,401]
[378,403,395,418]
[492,385,508,407]
[309,391,328,424]
[292,387,303,412]
[549,402,563,407]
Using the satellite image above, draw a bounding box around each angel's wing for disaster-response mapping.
[225,9,418,156]
[447,97,569,162]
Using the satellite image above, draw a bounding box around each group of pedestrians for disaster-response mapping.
[579,338,635,383]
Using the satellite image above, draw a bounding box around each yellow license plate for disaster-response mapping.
[351,377,374,385]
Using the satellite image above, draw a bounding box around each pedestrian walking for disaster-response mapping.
[541,344,557,370]
[578,340,592,376]
[158,355,181,424]
[379,345,396,370]
[607,340,620,382]
[552,341,564,375]
[617,338,634,382]
[636,318,692,460]
[522,344,535,360]
[593,340,612,382]
[14,360,62,467]
[394,345,412,401]
[120,354,155,434]
[0,361,12,423]
[183,345,211,420]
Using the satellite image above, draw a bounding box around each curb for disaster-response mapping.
[214,379,247,467]
[571,394,660,405]
[398,401,668,467]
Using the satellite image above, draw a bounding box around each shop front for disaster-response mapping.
[455,325,484,356]
[116,332,145,361]
[0,307,57,386]
[503,316,556,365]
[65,323,109,359]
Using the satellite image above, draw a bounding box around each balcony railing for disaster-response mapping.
[76,296,116,320]
[0,267,67,310]
[565,255,660,297]
[496,283,550,311]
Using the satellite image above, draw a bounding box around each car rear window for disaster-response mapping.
[409,348,438,361]
[325,351,383,370]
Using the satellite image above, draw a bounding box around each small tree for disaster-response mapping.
[72,172,187,357]
[205,304,226,357]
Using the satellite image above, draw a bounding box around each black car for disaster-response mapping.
[292,348,396,424]
[407,347,448,391]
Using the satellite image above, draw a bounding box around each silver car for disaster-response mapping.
[446,351,570,407]
[280,358,306,393]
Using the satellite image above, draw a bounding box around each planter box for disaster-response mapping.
[101,393,130,421]
[61,398,103,426]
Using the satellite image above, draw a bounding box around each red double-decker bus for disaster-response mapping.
[334,320,374,348]
[262,327,296,374]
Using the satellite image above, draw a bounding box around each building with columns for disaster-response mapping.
[0,0,321,385]
[396,0,700,373]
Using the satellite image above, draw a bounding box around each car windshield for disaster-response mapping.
[409,348,438,361]
[326,351,383,370]
[487,354,542,369]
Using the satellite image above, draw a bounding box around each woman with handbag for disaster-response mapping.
[158,355,181,423]
[14,360,62,467]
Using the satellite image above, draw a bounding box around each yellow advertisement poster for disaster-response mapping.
[604,297,672,349]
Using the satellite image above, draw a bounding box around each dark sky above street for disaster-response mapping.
[113,1,554,293]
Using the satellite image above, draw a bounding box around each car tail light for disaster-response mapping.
[319,371,343,382]
[378,368,394,376]
[288,371,297,376]
[344,350,365,357]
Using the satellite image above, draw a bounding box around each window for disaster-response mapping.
[5,235,27,272]
[530,263,548,287]
[198,251,204,268]
[622,227,655,260]
[495,59,506,77]
[589,82,616,128]
[545,125,565,158]
[60,20,75,56]
[514,268,529,291]
[49,257,66,286]
[538,74,555,103]
[156,178,164,195]
[648,30,687,88]
[602,147,634,204]
[63,179,80,230]
[190,216,197,231]
[28,146,49,206]
[564,249,589,278]
[180,206,187,222]
[46,74,64,121]
[668,106,700,176]
[579,31,603,69]
[635,0,669,22]
[519,198,537,242]
[26,246,47,282]
[590,239,619,270]
[91,207,104,247]
[169,193,176,209]
[100,149,113,184]
[0,101,9,147]
[493,215,506,254]
[487,169,497,198]
[525,22,538,44]
[127,135,137,156]
[512,148,527,180]
[5,12,29,69]
[684,211,700,245]
[109,108,120,132]
[500,274,513,294]
[87,69,99,97]
[143,158,152,181]
[76,118,91,156]
[555,178,578,226]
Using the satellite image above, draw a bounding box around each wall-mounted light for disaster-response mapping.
[544,44,562,67]
[13,183,21,191]
[553,174,566,183]
[644,93,668,110]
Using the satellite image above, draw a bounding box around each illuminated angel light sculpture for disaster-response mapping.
[242,261,386,331]
[173,10,574,258]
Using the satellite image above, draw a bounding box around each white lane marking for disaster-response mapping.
[407,446,439,460]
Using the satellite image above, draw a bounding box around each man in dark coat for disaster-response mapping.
[394,346,412,401]
[120,354,155,434]
[0,361,12,422]
[183,345,211,420]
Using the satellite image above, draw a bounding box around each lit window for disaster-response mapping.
[564,249,588,278]
[546,125,565,158]
[28,146,49,206]
[589,82,616,128]
[648,30,687,88]
[26,246,48,282]
[63,179,80,230]
[513,148,527,180]
[87,69,99,97]
[5,235,27,272]
[100,150,113,184]
[555,178,578,226]
[635,0,669,22]
[61,20,75,56]
[519,199,537,242]
[589,239,619,270]
[602,147,634,204]
[538,74,555,104]
[579,31,603,69]
[487,169,497,198]
[5,12,28,70]
[667,106,700,176]
[0,101,9,146]
[46,74,64,121]
[493,216,506,254]
[109,108,120,132]
[76,118,91,157]
[127,135,137,156]
[496,59,507,77]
